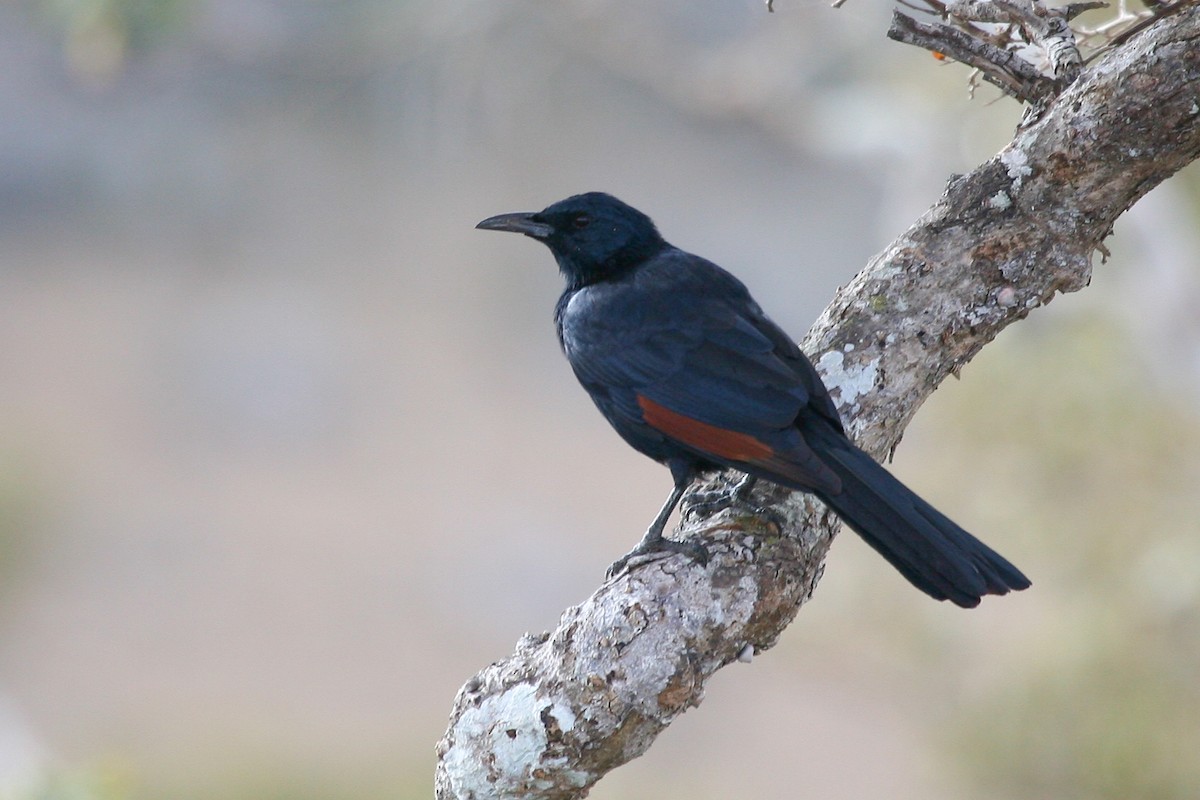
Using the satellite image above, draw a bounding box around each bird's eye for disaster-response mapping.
[572,213,591,229]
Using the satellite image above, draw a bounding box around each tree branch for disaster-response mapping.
[887,9,1052,104]
[436,8,1200,799]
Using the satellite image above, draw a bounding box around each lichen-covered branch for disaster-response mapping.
[894,0,1197,109]
[888,9,1051,104]
[887,0,1118,110]
[436,9,1200,799]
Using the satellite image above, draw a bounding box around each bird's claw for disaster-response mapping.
[684,488,742,518]
[685,473,755,515]
[685,479,788,532]
[605,537,710,579]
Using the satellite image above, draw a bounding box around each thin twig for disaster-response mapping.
[887,10,1050,103]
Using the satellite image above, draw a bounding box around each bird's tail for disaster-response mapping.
[809,427,1030,608]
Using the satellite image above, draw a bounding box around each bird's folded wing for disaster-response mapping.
[571,301,842,492]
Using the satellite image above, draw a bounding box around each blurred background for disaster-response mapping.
[1,0,1199,798]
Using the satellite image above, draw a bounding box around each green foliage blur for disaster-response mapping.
[30,0,190,85]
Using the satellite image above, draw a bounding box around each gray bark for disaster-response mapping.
[436,8,1200,799]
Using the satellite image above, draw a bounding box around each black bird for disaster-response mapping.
[477,192,1029,607]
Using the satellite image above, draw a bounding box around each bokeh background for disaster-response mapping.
[2,1,1199,798]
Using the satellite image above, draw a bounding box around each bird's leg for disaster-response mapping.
[606,469,710,578]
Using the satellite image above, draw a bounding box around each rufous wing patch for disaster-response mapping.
[636,394,842,493]
[637,395,774,461]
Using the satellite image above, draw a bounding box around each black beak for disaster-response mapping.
[476,212,553,239]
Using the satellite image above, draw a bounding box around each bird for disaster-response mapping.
[476,192,1030,607]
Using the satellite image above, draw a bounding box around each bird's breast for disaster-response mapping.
[558,285,616,353]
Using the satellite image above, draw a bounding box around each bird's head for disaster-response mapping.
[477,192,667,288]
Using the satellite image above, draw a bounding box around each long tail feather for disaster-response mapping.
[809,429,1030,608]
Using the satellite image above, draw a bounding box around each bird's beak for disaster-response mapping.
[475,212,553,239]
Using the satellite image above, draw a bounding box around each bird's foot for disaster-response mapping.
[685,473,756,516]
[685,475,787,532]
[605,535,710,580]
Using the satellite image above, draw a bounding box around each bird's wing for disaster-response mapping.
[565,275,842,493]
